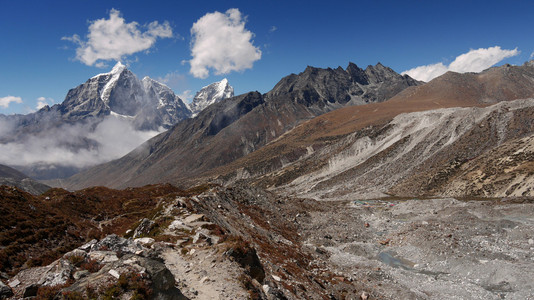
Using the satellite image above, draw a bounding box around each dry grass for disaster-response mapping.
[0,184,183,275]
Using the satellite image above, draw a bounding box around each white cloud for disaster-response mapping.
[36,97,54,110]
[0,96,22,109]
[63,9,173,66]
[177,90,193,103]
[402,46,520,82]
[530,51,534,59]
[189,8,262,79]
[269,26,277,33]
[156,71,186,89]
[0,115,160,169]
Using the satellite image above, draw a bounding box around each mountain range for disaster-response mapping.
[62,62,420,189]
[4,60,534,300]
[0,63,233,180]
[59,61,534,200]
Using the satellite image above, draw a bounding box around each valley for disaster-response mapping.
[2,61,534,299]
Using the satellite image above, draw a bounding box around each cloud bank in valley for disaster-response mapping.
[0,115,160,170]
[402,46,519,82]
[63,9,173,67]
[188,8,262,79]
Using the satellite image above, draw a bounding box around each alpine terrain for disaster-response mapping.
[2,61,534,300]
[63,62,420,189]
[0,63,232,180]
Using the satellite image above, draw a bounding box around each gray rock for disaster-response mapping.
[169,220,193,232]
[73,270,90,281]
[184,214,205,224]
[133,218,156,238]
[93,234,144,254]
[64,254,187,299]
[89,251,119,263]
[79,239,97,252]
[0,280,13,299]
[37,258,74,287]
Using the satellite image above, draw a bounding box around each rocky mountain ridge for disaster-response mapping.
[201,61,534,199]
[0,63,231,180]
[62,62,420,190]
[57,62,192,131]
[189,78,234,116]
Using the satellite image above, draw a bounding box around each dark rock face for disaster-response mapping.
[267,62,420,108]
[0,280,13,299]
[207,92,264,136]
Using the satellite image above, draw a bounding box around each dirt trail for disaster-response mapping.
[162,248,249,300]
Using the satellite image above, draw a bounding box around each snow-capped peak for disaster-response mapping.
[189,78,234,116]
[91,61,126,79]
[100,62,128,104]
[110,61,126,74]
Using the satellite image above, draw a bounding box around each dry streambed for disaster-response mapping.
[302,197,534,299]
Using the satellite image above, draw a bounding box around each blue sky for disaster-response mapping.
[1,0,533,114]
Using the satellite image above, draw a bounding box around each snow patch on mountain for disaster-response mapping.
[99,62,127,104]
[189,78,234,116]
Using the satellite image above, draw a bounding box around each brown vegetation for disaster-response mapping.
[0,184,183,275]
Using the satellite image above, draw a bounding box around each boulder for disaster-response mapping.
[93,234,144,254]
[38,258,74,286]
[78,239,97,252]
[133,218,155,238]
[184,214,205,224]
[169,220,193,232]
[0,280,13,299]
[64,254,187,299]
[89,251,119,263]
[135,237,155,246]
[73,270,90,281]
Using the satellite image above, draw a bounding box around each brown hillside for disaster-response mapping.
[200,62,534,193]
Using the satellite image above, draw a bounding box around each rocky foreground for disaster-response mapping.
[1,184,534,299]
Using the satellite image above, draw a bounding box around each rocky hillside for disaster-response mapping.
[3,183,534,299]
[0,184,181,277]
[62,62,420,190]
[0,183,378,300]
[196,61,534,199]
[0,164,50,195]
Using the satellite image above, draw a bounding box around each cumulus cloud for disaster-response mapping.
[63,9,173,66]
[0,96,22,109]
[189,8,262,79]
[402,46,520,82]
[0,115,160,171]
[36,97,54,110]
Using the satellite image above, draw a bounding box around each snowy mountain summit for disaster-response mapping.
[61,62,191,130]
[189,78,234,116]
